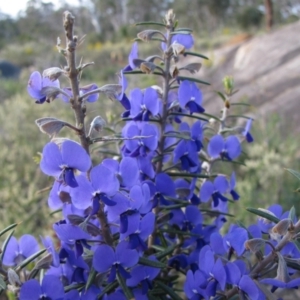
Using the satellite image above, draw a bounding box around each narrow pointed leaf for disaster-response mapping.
[85,267,97,291]
[231,102,252,107]
[96,280,118,299]
[177,76,210,85]
[15,249,46,272]
[169,112,208,122]
[286,168,300,181]
[288,206,296,222]
[166,172,216,179]
[138,257,166,268]
[176,27,193,32]
[184,51,209,60]
[156,281,182,300]
[135,21,166,27]
[0,230,15,262]
[215,91,226,102]
[227,115,253,119]
[116,272,134,300]
[246,207,280,223]
[0,223,18,237]
[155,244,178,260]
[123,70,164,76]
[0,276,6,290]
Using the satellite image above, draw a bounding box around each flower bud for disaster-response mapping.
[42,67,64,81]
[7,268,21,287]
[272,218,292,236]
[223,75,234,95]
[165,9,176,24]
[244,238,266,253]
[35,117,65,138]
[88,116,106,137]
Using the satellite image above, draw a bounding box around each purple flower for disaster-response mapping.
[172,34,194,49]
[53,222,92,258]
[93,241,139,282]
[173,121,203,171]
[121,212,155,251]
[123,42,139,71]
[122,122,158,157]
[61,83,99,103]
[118,70,131,116]
[178,80,204,114]
[127,256,160,294]
[243,119,254,143]
[129,87,160,121]
[161,34,194,51]
[40,140,91,188]
[27,71,60,104]
[229,172,240,200]
[41,236,59,267]
[198,245,227,297]
[102,157,139,189]
[3,234,39,266]
[184,270,207,299]
[19,275,64,300]
[208,134,241,161]
[224,225,248,256]
[175,178,200,205]
[48,181,72,210]
[70,163,120,210]
[225,261,260,300]
[200,176,229,207]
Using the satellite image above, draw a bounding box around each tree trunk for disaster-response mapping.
[264,0,273,31]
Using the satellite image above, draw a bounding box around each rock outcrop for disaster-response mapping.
[194,21,300,133]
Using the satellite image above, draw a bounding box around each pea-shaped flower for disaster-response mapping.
[40,140,91,188]
[27,71,61,104]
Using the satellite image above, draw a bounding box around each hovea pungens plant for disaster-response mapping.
[1,9,300,300]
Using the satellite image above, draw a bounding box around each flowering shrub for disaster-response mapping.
[1,9,300,300]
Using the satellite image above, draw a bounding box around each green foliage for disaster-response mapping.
[236,6,264,30]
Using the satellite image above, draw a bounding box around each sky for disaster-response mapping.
[0,0,79,18]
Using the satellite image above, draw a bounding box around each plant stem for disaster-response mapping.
[63,11,90,154]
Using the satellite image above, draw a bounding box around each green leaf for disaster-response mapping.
[0,276,6,290]
[160,227,201,237]
[227,114,253,119]
[169,112,208,122]
[177,76,210,86]
[170,31,192,35]
[184,51,209,60]
[288,206,296,222]
[156,281,182,300]
[246,207,280,223]
[200,112,221,122]
[64,283,85,293]
[0,229,15,262]
[123,70,164,76]
[85,267,97,291]
[167,172,217,179]
[117,272,134,300]
[49,209,62,216]
[155,244,178,260]
[135,21,166,27]
[15,249,46,272]
[215,91,226,102]
[285,168,300,181]
[231,102,252,107]
[200,208,234,217]
[138,256,166,268]
[97,280,118,299]
[0,223,18,237]
[175,27,193,32]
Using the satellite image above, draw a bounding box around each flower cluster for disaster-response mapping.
[2,9,300,300]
